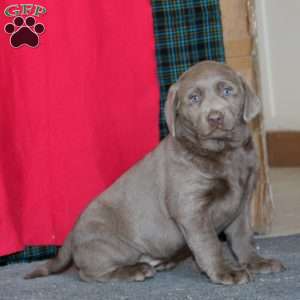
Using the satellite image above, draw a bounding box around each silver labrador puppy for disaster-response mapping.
[25,61,285,285]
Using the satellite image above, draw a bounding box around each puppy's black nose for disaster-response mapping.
[207,111,224,127]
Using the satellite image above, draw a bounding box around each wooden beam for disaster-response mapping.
[267,131,300,167]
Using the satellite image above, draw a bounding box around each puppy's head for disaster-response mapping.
[165,61,260,151]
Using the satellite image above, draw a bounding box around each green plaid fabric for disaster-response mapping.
[0,0,225,266]
[151,0,225,138]
[0,246,58,266]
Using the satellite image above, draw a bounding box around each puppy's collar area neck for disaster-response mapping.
[174,136,226,158]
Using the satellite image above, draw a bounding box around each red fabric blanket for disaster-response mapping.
[0,1,159,255]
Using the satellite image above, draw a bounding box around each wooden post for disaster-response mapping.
[220,0,273,233]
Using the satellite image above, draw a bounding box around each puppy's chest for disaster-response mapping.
[205,158,250,229]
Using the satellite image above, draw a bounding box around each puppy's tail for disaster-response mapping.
[24,235,72,279]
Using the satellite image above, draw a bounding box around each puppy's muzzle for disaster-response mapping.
[207,110,224,129]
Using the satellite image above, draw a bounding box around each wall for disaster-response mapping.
[255,0,300,131]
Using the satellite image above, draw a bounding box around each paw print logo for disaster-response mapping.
[4,16,45,48]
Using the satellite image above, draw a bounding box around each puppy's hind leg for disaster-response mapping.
[74,237,153,282]
[82,263,156,282]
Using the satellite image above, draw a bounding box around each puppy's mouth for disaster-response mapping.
[199,127,234,141]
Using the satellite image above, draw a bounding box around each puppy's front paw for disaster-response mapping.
[246,257,286,274]
[210,267,253,285]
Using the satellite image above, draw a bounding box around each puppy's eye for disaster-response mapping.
[189,94,201,104]
[223,86,233,97]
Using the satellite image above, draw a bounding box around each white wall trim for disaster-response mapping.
[255,0,300,131]
[255,0,276,128]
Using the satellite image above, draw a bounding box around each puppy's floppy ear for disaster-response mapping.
[165,83,180,137]
[240,75,261,122]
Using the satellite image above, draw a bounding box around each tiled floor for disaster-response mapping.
[267,168,300,237]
